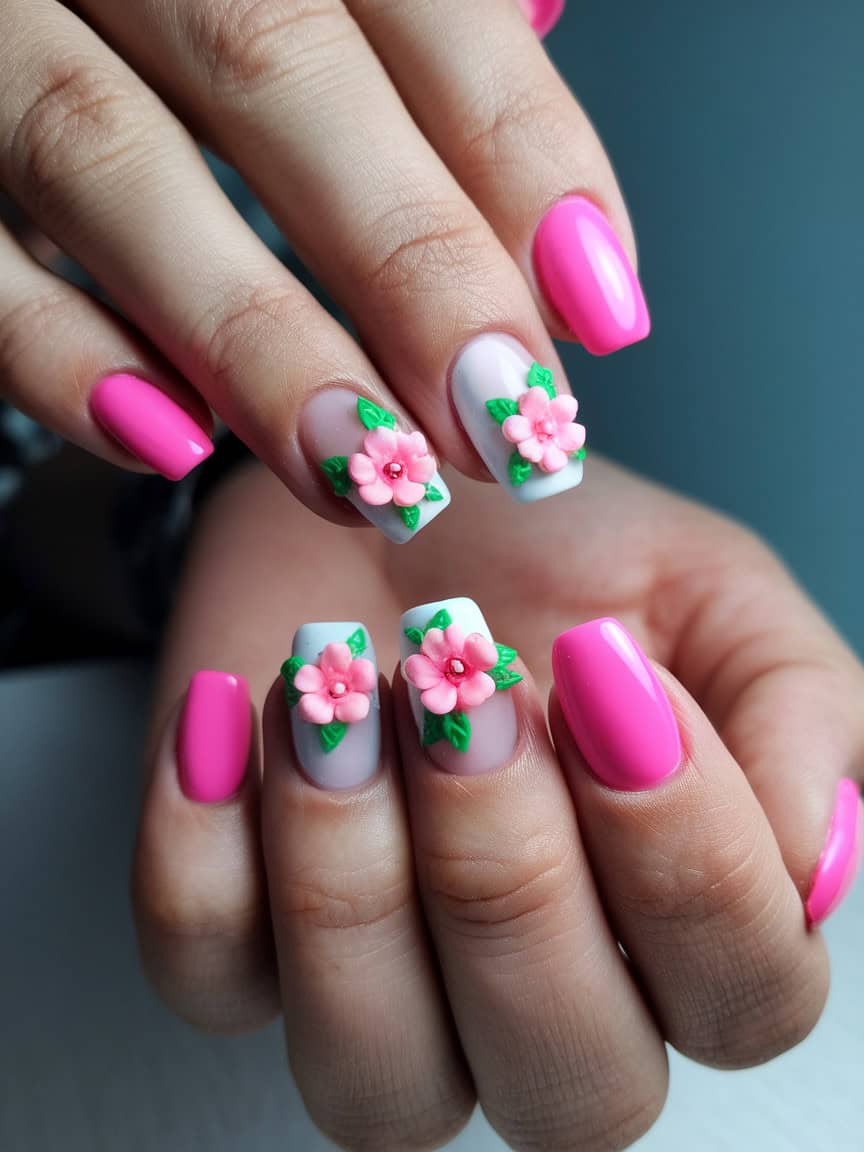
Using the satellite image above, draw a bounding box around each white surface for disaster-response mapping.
[1,663,862,1151]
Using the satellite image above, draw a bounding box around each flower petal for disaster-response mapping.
[518,436,544,463]
[443,624,466,657]
[403,430,430,457]
[549,394,578,423]
[392,477,426,507]
[420,627,452,664]
[541,444,568,473]
[457,670,496,708]
[348,452,376,485]
[502,414,532,444]
[299,692,335,725]
[556,422,586,454]
[406,454,435,483]
[404,653,442,690]
[357,478,394,505]
[293,664,326,693]
[364,426,397,461]
[348,657,377,693]
[335,692,370,723]
[519,386,550,420]
[422,680,458,715]
[463,632,498,671]
[320,642,352,675]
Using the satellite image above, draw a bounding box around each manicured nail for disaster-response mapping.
[552,618,680,790]
[451,335,585,501]
[400,597,521,775]
[178,672,251,803]
[517,0,565,37]
[89,373,213,480]
[281,622,380,789]
[805,778,863,927]
[533,196,650,355]
[302,389,450,543]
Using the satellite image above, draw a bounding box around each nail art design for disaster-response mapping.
[282,622,380,789]
[451,335,585,502]
[401,598,521,758]
[805,778,863,927]
[313,392,450,541]
[517,0,565,37]
[178,671,251,803]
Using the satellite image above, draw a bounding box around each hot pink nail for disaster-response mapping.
[90,373,213,480]
[517,0,565,37]
[805,778,863,927]
[552,618,681,790]
[178,671,251,803]
[533,195,650,355]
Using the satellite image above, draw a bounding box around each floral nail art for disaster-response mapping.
[321,398,445,532]
[486,363,585,487]
[282,627,376,752]
[403,607,522,752]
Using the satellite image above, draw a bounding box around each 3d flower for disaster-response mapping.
[349,428,435,507]
[293,642,376,725]
[502,386,586,474]
[404,624,498,715]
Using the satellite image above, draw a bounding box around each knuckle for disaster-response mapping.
[132,862,263,946]
[278,854,413,936]
[459,80,574,176]
[309,1079,473,1152]
[0,289,74,389]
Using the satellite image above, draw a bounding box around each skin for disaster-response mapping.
[135,458,864,1152]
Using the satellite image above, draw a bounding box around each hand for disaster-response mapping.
[134,460,863,1151]
[0,0,643,539]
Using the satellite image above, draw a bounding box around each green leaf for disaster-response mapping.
[399,504,420,531]
[424,608,453,633]
[485,397,520,424]
[422,710,445,746]
[489,666,524,690]
[280,656,306,709]
[319,720,348,753]
[346,627,366,657]
[527,362,556,400]
[404,626,425,647]
[508,450,533,487]
[495,643,517,667]
[357,397,396,431]
[573,447,587,461]
[425,484,444,502]
[442,710,471,752]
[320,455,352,497]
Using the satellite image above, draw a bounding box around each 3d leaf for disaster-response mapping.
[442,710,471,752]
[425,484,444,502]
[399,504,420,531]
[422,710,445,745]
[495,643,518,667]
[573,447,587,461]
[280,656,306,708]
[346,627,366,657]
[486,398,520,424]
[320,455,352,497]
[508,451,532,487]
[357,397,396,431]
[527,362,556,400]
[424,608,453,633]
[489,666,523,690]
[319,720,348,753]
[404,626,425,646]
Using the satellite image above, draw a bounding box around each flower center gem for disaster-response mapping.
[538,418,557,440]
[330,681,347,697]
[383,461,403,479]
[446,658,466,680]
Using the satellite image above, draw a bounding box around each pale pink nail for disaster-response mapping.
[805,778,863,927]
[552,618,681,790]
[517,0,565,37]
[533,195,650,355]
[178,672,251,803]
[90,373,213,480]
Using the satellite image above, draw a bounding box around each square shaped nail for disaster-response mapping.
[451,335,585,502]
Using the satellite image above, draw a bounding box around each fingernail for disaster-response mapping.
[281,622,380,789]
[178,671,251,803]
[451,335,585,501]
[552,618,681,790]
[400,597,521,775]
[805,778,863,927]
[533,196,650,355]
[302,389,450,543]
[517,0,565,37]
[89,373,213,480]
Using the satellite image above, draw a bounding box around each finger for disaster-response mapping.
[0,220,213,477]
[133,671,280,1032]
[77,0,591,504]
[262,623,474,1152]
[349,0,647,352]
[551,618,831,1069]
[668,538,864,927]
[396,597,667,1152]
[0,0,450,540]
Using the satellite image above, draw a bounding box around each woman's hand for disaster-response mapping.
[134,461,863,1152]
[0,0,644,538]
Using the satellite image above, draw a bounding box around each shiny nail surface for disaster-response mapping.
[517,0,565,36]
[178,672,251,803]
[553,618,681,790]
[282,622,380,789]
[451,334,585,502]
[806,778,863,927]
[400,597,521,775]
[303,389,450,543]
[89,373,213,480]
[533,196,650,355]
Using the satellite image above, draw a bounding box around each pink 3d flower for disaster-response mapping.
[349,428,435,507]
[502,386,586,473]
[294,642,376,725]
[404,624,498,715]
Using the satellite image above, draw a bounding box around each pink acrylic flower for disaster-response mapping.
[294,642,376,725]
[348,428,435,507]
[502,386,586,473]
[404,624,498,715]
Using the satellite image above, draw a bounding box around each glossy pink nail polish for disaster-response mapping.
[805,778,863,927]
[90,373,213,480]
[178,672,251,803]
[533,195,650,355]
[552,618,681,790]
[517,0,565,37]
